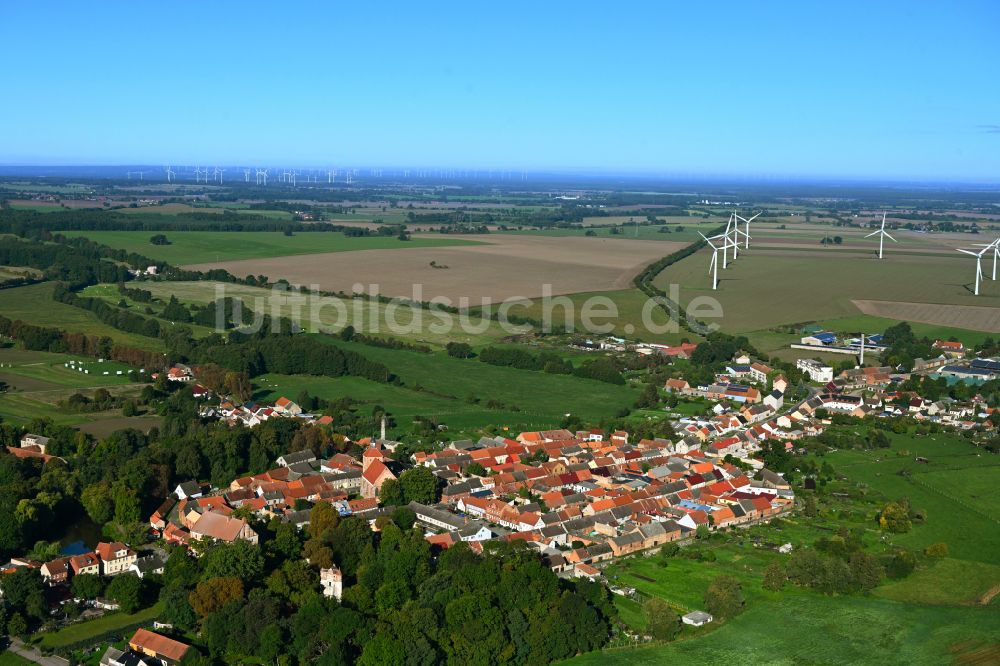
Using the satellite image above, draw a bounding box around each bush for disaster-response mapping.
[924,542,948,558]
[762,562,786,591]
[445,342,474,359]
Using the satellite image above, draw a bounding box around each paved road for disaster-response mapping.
[6,638,70,666]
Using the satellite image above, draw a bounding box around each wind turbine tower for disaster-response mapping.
[866,212,897,259]
[972,238,1000,281]
[735,212,760,250]
[699,232,723,290]
[957,246,989,296]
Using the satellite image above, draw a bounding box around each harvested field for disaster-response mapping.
[183,234,682,303]
[853,300,1000,332]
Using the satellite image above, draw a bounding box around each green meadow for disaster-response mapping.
[0,347,151,428]
[255,374,536,435]
[314,336,640,427]
[59,230,481,265]
[0,282,163,351]
[566,595,998,666]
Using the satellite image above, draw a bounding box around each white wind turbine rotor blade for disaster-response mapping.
[865,230,881,238]
[881,212,887,230]
[883,231,897,243]
[957,249,979,257]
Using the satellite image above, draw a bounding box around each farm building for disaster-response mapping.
[801,332,836,346]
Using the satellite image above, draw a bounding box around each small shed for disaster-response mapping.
[682,610,714,627]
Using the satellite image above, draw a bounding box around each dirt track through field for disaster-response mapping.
[853,300,1000,332]
[184,234,683,304]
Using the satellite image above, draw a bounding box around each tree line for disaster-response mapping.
[478,346,625,384]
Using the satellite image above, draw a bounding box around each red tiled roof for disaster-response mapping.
[130,628,190,662]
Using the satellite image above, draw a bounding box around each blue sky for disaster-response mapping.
[1,1,998,181]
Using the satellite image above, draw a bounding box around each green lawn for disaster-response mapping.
[0,282,163,351]
[36,601,164,648]
[0,652,34,666]
[60,230,482,265]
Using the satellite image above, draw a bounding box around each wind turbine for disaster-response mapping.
[957,246,989,295]
[727,211,740,259]
[699,232,722,290]
[734,212,760,250]
[164,166,175,183]
[718,213,740,267]
[243,168,251,183]
[866,212,897,259]
[971,238,1000,281]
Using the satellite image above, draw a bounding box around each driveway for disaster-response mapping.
[6,638,70,666]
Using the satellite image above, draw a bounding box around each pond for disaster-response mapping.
[58,516,104,555]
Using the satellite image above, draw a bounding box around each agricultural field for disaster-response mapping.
[101,281,518,348]
[60,230,480,265]
[852,299,1000,333]
[109,202,293,219]
[654,245,1000,335]
[314,336,640,427]
[190,234,681,304]
[502,219,724,243]
[0,282,164,351]
[0,265,41,281]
